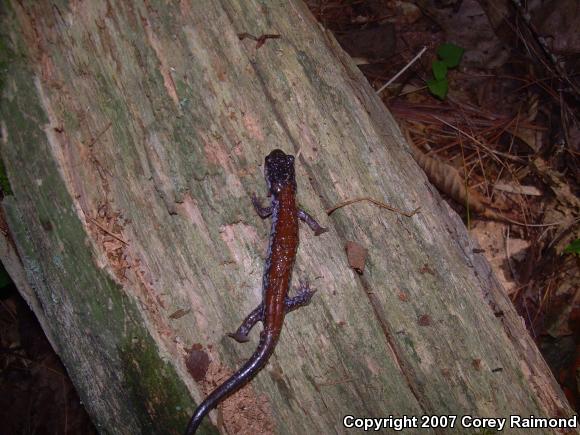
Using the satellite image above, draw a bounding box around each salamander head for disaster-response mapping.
[264,149,296,195]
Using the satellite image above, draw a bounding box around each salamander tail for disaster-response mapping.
[184,332,278,434]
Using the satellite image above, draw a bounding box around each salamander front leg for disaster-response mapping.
[298,209,328,236]
[251,193,272,218]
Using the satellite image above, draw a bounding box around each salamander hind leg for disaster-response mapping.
[228,279,317,343]
[297,209,328,236]
[285,278,317,312]
[227,303,264,343]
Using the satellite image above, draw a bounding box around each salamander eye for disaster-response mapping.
[288,156,294,163]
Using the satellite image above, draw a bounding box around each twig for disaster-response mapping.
[504,226,519,287]
[433,116,526,163]
[327,197,420,217]
[483,210,571,227]
[87,122,112,147]
[238,33,280,49]
[316,377,354,387]
[89,218,128,245]
[376,46,427,95]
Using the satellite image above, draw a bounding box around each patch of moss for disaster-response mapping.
[0,47,199,433]
[119,330,217,434]
[0,12,17,196]
[0,26,16,93]
[401,334,421,363]
[0,155,13,195]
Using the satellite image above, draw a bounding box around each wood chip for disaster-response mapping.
[345,241,367,274]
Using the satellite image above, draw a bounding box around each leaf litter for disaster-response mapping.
[307,0,580,410]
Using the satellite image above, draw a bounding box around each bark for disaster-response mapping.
[0,1,574,434]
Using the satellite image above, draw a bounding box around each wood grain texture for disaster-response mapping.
[0,1,574,434]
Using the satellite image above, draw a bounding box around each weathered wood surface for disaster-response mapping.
[0,1,574,434]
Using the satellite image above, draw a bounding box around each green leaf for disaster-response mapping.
[427,78,448,100]
[432,60,448,80]
[437,43,464,68]
[564,239,580,255]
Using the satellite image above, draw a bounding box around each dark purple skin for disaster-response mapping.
[185,149,327,434]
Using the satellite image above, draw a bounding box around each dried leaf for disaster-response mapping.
[410,143,486,213]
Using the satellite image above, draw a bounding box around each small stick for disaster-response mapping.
[484,211,577,227]
[376,46,427,95]
[89,218,128,245]
[316,377,354,387]
[238,33,280,49]
[327,196,420,217]
[433,116,525,163]
[87,122,112,147]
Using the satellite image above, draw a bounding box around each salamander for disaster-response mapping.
[185,149,327,434]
